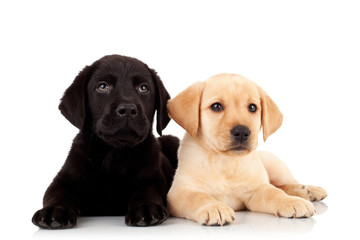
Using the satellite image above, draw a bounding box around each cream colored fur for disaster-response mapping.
[167,74,327,225]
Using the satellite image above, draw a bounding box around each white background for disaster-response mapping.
[1,0,360,239]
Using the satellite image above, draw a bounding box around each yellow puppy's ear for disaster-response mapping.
[167,81,204,137]
[259,87,283,142]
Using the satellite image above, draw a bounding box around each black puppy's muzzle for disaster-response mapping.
[97,102,150,147]
[117,103,138,119]
[230,125,251,151]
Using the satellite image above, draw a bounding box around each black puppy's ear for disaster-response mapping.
[59,65,94,130]
[149,68,171,136]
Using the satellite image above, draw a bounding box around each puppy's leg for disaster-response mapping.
[126,184,169,226]
[245,184,315,218]
[167,188,235,226]
[277,184,327,202]
[258,151,327,202]
[32,180,79,229]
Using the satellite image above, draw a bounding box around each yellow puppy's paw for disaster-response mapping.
[196,202,235,226]
[279,184,327,202]
[306,185,327,202]
[275,197,315,218]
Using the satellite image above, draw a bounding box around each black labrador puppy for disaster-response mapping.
[32,55,179,229]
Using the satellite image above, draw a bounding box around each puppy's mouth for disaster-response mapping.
[222,142,251,153]
[97,125,149,147]
[228,145,248,151]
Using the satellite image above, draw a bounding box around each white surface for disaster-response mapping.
[32,203,329,240]
[1,0,360,239]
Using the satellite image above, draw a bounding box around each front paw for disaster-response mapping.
[196,202,235,226]
[32,206,77,229]
[275,197,315,218]
[126,202,168,226]
[280,184,327,202]
[306,185,327,202]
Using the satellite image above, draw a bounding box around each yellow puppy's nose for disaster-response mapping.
[231,125,250,143]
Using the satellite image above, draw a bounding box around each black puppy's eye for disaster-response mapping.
[96,81,112,93]
[137,83,150,94]
[248,104,257,113]
[210,103,223,112]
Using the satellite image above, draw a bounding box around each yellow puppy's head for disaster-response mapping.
[167,73,283,156]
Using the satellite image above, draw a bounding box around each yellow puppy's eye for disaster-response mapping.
[210,102,223,112]
[248,104,257,112]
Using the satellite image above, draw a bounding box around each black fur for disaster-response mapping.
[32,55,179,229]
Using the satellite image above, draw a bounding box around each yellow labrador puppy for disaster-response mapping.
[167,73,327,226]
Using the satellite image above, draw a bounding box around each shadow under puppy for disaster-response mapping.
[32,55,179,229]
[167,73,327,226]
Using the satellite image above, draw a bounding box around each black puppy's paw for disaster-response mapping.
[32,206,77,229]
[125,202,168,226]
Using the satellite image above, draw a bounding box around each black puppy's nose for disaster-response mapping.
[117,104,138,118]
[231,125,251,143]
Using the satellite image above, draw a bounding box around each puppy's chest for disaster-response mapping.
[199,164,250,194]
[194,157,266,207]
[92,149,138,175]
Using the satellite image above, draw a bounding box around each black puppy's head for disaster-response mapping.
[59,55,171,147]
